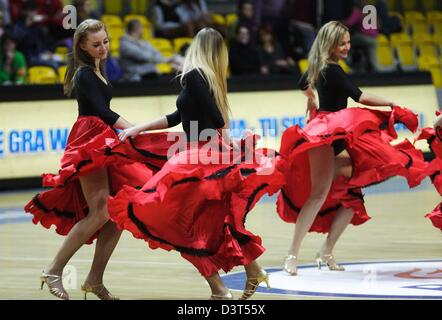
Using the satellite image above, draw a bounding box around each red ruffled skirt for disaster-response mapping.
[24,116,173,243]
[108,135,284,277]
[277,106,427,233]
[416,123,442,231]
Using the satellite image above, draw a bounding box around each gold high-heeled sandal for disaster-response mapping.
[81,282,119,300]
[40,272,69,300]
[315,253,345,271]
[239,269,270,300]
[209,290,234,300]
[283,255,298,276]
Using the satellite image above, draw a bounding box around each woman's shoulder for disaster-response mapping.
[76,66,95,81]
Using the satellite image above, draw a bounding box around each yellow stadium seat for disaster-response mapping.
[212,13,226,26]
[58,65,68,83]
[173,37,192,54]
[296,59,350,74]
[338,60,351,73]
[390,33,417,70]
[417,55,439,71]
[386,0,398,11]
[404,11,425,23]
[28,66,58,84]
[434,17,442,35]
[297,58,308,74]
[156,63,173,74]
[124,14,153,39]
[400,0,417,11]
[225,13,238,27]
[427,11,442,26]
[130,0,150,14]
[108,26,124,52]
[422,0,438,10]
[53,46,69,63]
[102,15,123,29]
[429,66,442,87]
[376,35,396,70]
[150,38,174,56]
[103,0,123,15]
[432,33,442,55]
[404,12,428,34]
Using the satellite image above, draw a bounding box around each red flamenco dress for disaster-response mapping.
[277,106,428,233]
[24,116,174,243]
[108,134,284,277]
[415,113,442,231]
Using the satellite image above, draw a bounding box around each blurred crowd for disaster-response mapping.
[0,0,437,85]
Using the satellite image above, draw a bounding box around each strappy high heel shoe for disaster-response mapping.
[209,290,234,300]
[283,255,298,276]
[315,253,345,271]
[239,269,270,300]
[40,272,69,300]
[81,282,119,300]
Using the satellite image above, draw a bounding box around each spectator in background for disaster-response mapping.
[0,10,6,39]
[176,0,211,35]
[257,27,295,74]
[0,0,11,28]
[0,33,27,85]
[10,0,68,43]
[253,0,288,30]
[11,0,61,68]
[321,0,353,25]
[376,0,402,36]
[105,53,122,82]
[287,0,317,59]
[344,0,380,73]
[229,0,258,44]
[72,0,101,25]
[119,19,183,81]
[229,25,266,76]
[150,0,194,38]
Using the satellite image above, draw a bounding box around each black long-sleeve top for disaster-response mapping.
[298,63,362,112]
[74,67,120,126]
[166,69,225,141]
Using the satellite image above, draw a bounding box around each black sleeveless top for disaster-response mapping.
[74,67,120,126]
[165,69,225,141]
[298,63,362,112]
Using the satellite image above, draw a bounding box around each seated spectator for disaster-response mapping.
[72,0,101,25]
[11,0,62,68]
[176,0,211,35]
[229,25,266,76]
[257,27,295,74]
[0,33,27,85]
[0,0,11,28]
[229,0,258,45]
[105,53,122,82]
[288,0,317,59]
[376,0,402,36]
[150,0,194,39]
[0,10,6,39]
[119,19,183,82]
[10,0,68,43]
[344,0,380,73]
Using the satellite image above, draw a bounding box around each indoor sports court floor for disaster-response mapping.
[0,177,441,300]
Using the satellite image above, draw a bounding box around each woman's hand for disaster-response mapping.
[307,97,318,112]
[118,126,142,142]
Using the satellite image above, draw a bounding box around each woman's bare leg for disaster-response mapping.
[287,145,336,257]
[44,169,111,276]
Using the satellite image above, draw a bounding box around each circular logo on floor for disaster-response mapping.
[221,259,442,299]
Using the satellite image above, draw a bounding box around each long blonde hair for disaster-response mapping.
[306,21,349,89]
[64,19,109,96]
[180,27,230,126]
